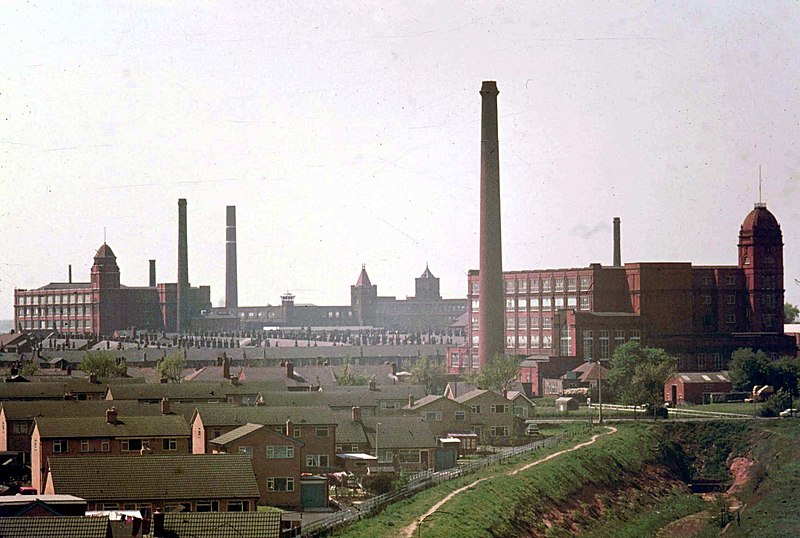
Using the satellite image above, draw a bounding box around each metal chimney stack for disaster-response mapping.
[177,199,189,333]
[478,81,504,368]
[613,217,621,267]
[225,206,238,308]
[149,259,156,287]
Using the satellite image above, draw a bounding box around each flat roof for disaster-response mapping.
[336,453,377,461]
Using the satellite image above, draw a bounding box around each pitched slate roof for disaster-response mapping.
[1,400,174,420]
[453,389,488,404]
[329,412,369,445]
[208,423,265,445]
[106,381,283,401]
[48,454,259,501]
[362,417,437,449]
[161,512,281,538]
[35,415,190,439]
[194,405,339,428]
[404,394,442,410]
[0,516,110,538]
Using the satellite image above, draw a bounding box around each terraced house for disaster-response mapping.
[30,408,190,493]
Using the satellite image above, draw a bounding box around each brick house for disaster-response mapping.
[402,395,472,438]
[44,454,258,515]
[453,389,522,444]
[191,406,336,476]
[332,407,371,454]
[209,423,306,508]
[664,371,733,405]
[30,408,190,493]
[363,417,438,472]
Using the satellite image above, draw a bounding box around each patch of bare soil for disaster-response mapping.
[727,456,753,494]
[654,510,712,538]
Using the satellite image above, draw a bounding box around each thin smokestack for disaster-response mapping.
[225,206,238,308]
[177,199,189,333]
[68,265,72,284]
[478,81,504,368]
[613,217,621,267]
[149,259,156,287]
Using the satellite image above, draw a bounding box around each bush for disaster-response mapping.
[760,389,793,417]
[361,473,395,495]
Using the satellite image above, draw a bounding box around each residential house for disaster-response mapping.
[332,407,371,454]
[363,417,438,472]
[453,389,522,444]
[402,395,472,438]
[506,391,536,419]
[153,512,282,538]
[105,381,284,405]
[30,407,190,493]
[45,454,259,515]
[209,423,306,508]
[324,383,428,415]
[0,494,87,517]
[0,516,112,538]
[191,406,336,475]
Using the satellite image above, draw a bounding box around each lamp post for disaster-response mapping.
[375,422,381,463]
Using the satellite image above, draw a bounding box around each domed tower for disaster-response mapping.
[351,264,377,326]
[738,203,784,333]
[415,264,441,301]
[90,243,121,290]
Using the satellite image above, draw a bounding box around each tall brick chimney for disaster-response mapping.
[177,198,189,333]
[160,397,170,415]
[478,81,504,368]
[149,259,157,287]
[106,407,118,424]
[613,217,622,267]
[68,264,72,284]
[225,206,238,309]
[352,406,362,423]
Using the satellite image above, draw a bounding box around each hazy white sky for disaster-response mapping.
[1,1,799,320]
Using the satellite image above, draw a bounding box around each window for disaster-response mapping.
[490,404,509,413]
[425,411,443,422]
[518,316,528,329]
[101,440,110,452]
[378,449,393,463]
[713,353,724,370]
[122,439,148,452]
[239,446,253,459]
[567,277,577,291]
[450,353,460,368]
[195,500,220,512]
[518,334,528,348]
[306,454,330,467]
[580,276,591,290]
[696,354,706,369]
[471,282,480,294]
[726,294,735,305]
[471,405,481,414]
[11,423,28,435]
[542,297,552,310]
[518,280,527,293]
[490,426,510,437]
[531,334,540,348]
[471,353,479,368]
[582,330,593,360]
[703,275,712,286]
[380,401,401,411]
[614,330,625,348]
[505,298,515,311]
[506,316,515,329]
[702,295,712,305]
[599,330,610,359]
[293,427,302,438]
[517,298,527,310]
[530,315,539,328]
[398,450,421,463]
[726,314,736,324]
[555,278,564,292]
[471,315,479,330]
[53,440,68,453]
[454,411,466,421]
[471,299,479,311]
[554,297,564,308]
[162,438,178,451]
[560,324,571,352]
[506,335,516,349]
[471,334,480,346]
[725,276,736,286]
[315,426,330,437]
[530,279,539,292]
[267,476,294,491]
[567,296,577,308]
[227,500,249,512]
[542,334,552,349]
[629,330,640,343]
[542,316,552,329]
[80,440,90,453]
[267,445,295,459]
[542,279,551,292]
[580,296,590,310]
[530,297,540,309]
[506,280,516,294]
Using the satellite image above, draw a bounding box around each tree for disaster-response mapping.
[474,353,521,396]
[785,303,799,323]
[728,348,771,391]
[80,351,126,378]
[156,351,188,383]
[409,355,446,395]
[333,357,370,386]
[607,342,677,410]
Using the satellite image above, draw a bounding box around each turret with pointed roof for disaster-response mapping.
[415,264,441,301]
[351,264,377,326]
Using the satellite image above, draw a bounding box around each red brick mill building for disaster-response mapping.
[450,203,796,377]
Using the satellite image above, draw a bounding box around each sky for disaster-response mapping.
[1,1,799,320]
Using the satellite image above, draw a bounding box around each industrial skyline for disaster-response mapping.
[2,2,800,321]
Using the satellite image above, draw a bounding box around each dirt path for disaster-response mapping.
[400,426,618,537]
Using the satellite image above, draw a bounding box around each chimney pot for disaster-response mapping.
[160,397,170,415]
[149,259,157,287]
[286,361,294,379]
[286,418,293,437]
[222,354,231,379]
[613,217,622,267]
[106,407,118,424]
[152,511,165,538]
[368,378,376,391]
[409,394,415,407]
[351,406,362,423]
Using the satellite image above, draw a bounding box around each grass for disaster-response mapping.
[333,424,595,538]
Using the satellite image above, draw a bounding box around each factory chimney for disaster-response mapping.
[149,259,156,287]
[177,199,190,333]
[225,206,238,308]
[68,265,72,284]
[478,81,504,368]
[613,217,621,267]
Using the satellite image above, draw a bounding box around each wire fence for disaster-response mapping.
[301,429,586,537]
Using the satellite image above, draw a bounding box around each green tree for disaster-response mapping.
[333,357,370,386]
[728,348,771,391]
[785,303,800,323]
[410,355,446,395]
[474,353,521,396]
[156,351,188,383]
[607,342,677,409]
[19,362,39,377]
[80,350,126,377]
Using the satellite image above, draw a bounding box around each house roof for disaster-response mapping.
[453,389,487,403]
[107,381,284,401]
[161,512,281,538]
[355,265,372,287]
[419,264,436,279]
[47,454,260,501]
[404,394,443,410]
[208,422,303,448]
[362,416,437,449]
[0,516,110,538]
[35,415,190,439]
[578,362,609,382]
[674,371,731,384]
[194,405,339,428]
[329,412,369,444]
[0,400,179,420]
